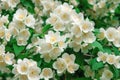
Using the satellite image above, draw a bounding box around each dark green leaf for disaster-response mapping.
[90,58,104,70]
[112,46,120,55]
[13,44,25,56]
[20,0,35,14]
[92,41,104,52]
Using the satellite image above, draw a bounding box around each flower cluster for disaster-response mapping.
[97,51,120,69]
[53,53,79,74]
[98,27,120,47]
[12,58,41,80]
[100,68,113,80]
[88,0,120,17]
[0,0,120,80]
[0,45,14,73]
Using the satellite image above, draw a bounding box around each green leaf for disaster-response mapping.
[39,24,52,37]
[42,24,52,33]
[75,7,80,13]
[113,67,119,78]
[112,46,120,55]
[90,58,104,70]
[13,43,25,56]
[75,52,84,70]
[104,47,112,54]
[20,0,35,14]
[93,29,100,35]
[92,41,104,52]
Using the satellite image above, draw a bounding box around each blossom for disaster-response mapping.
[67,63,79,73]
[45,31,60,44]
[62,53,75,64]
[114,56,120,69]
[40,68,53,80]
[80,19,94,33]
[53,58,67,74]
[8,0,20,8]
[27,66,41,80]
[49,47,62,60]
[71,24,82,38]
[105,27,117,42]
[97,28,106,40]
[16,60,29,75]
[100,69,113,80]
[82,32,96,43]
[106,54,116,65]
[84,65,95,79]
[14,8,27,21]
[24,14,35,28]
[3,52,14,65]
[97,52,108,63]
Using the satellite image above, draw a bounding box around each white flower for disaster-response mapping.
[0,20,4,27]
[98,0,106,8]
[71,24,82,38]
[97,28,106,40]
[40,68,53,80]
[5,29,12,41]
[81,43,92,54]
[19,75,28,80]
[105,27,117,42]
[81,19,94,33]
[16,60,29,75]
[0,27,5,38]
[100,69,113,80]
[46,13,58,25]
[82,32,96,43]
[45,31,60,44]
[53,19,65,31]
[13,20,26,30]
[8,0,20,8]
[0,55,4,62]
[39,39,53,54]
[18,28,30,40]
[16,36,27,46]
[49,47,62,60]
[58,41,67,51]
[53,58,67,74]
[97,52,108,63]
[69,41,81,52]
[4,52,14,65]
[84,65,95,79]
[14,8,27,21]
[0,45,5,54]
[106,54,116,65]
[113,33,120,47]
[62,53,75,64]
[41,53,52,63]
[59,11,70,23]
[114,56,120,69]
[70,0,79,6]
[24,58,37,67]
[24,14,35,28]
[0,61,7,71]
[72,36,82,45]
[67,63,79,73]
[27,66,41,80]
[71,12,84,24]
[1,15,9,24]
[41,0,55,11]
[8,23,19,37]
[88,0,96,5]
[16,28,30,46]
